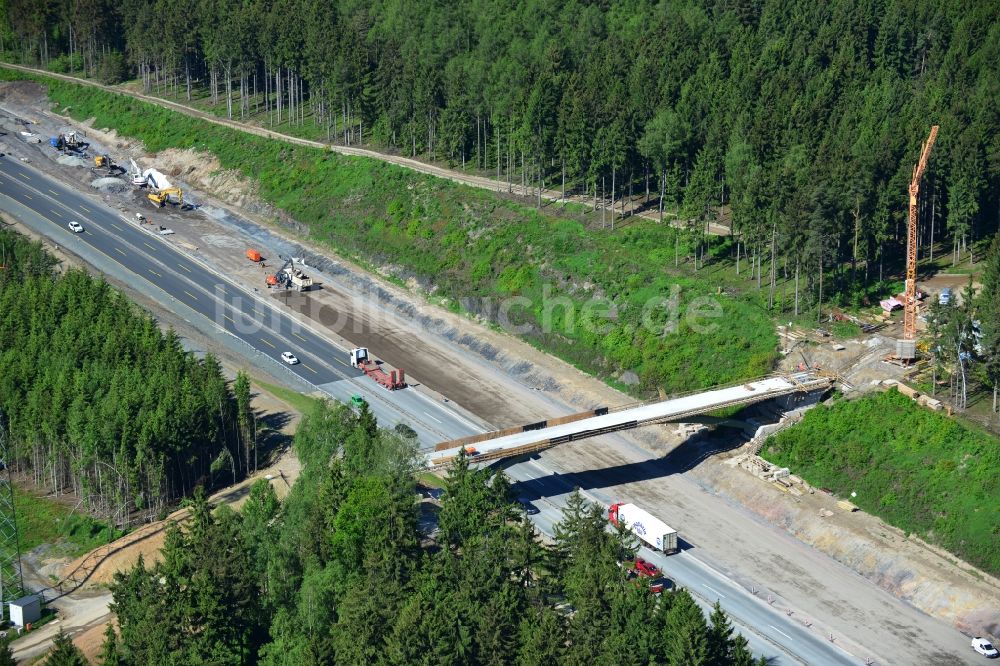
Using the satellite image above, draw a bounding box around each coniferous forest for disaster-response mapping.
[102,400,764,666]
[3,0,997,281]
[0,228,248,522]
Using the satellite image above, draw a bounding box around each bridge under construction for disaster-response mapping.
[428,373,834,468]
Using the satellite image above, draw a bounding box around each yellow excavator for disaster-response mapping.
[147,187,184,207]
[92,154,126,176]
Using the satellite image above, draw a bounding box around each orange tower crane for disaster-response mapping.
[902,125,939,345]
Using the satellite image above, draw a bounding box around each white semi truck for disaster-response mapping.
[608,502,679,554]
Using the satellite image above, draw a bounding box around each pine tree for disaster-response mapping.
[977,232,1000,414]
[729,633,756,666]
[98,623,124,666]
[664,590,709,666]
[0,642,15,666]
[706,601,734,666]
[44,629,88,666]
[516,607,566,666]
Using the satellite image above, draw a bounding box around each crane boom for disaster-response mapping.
[903,125,939,342]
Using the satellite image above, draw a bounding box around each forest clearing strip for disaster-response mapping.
[0,62,728,234]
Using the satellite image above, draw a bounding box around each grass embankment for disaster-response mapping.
[7,486,117,559]
[762,389,1000,576]
[0,67,778,394]
[251,378,323,416]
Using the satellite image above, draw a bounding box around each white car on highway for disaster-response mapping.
[280,351,299,365]
[67,220,84,233]
[973,637,999,658]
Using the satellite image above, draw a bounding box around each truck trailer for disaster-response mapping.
[349,347,406,390]
[608,503,678,554]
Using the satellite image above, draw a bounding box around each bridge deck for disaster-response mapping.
[428,374,831,468]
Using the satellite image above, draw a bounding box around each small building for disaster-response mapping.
[8,595,41,628]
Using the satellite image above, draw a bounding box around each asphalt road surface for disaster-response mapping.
[0,155,891,665]
[0,156,483,447]
[506,457,860,666]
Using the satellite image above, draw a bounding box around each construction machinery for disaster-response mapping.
[147,187,184,207]
[349,347,406,390]
[49,130,87,153]
[897,125,939,361]
[92,154,126,176]
[129,159,147,186]
[266,257,313,291]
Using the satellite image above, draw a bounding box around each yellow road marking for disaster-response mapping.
[144,242,156,251]
[114,247,126,256]
[302,363,318,374]
[111,223,123,231]
[178,263,192,273]
[293,332,307,342]
[261,338,276,349]
[184,290,198,300]
[148,269,162,278]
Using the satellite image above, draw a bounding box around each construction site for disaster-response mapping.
[0,73,996,666]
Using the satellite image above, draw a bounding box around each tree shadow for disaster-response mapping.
[255,408,295,469]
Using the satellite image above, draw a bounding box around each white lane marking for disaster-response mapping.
[768,625,793,641]
[409,387,482,431]
[423,411,443,424]
[703,584,726,599]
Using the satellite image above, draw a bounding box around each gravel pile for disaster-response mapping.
[57,155,89,167]
[90,177,127,194]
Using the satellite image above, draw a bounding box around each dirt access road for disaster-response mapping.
[0,79,994,664]
[9,405,301,665]
[0,62,730,235]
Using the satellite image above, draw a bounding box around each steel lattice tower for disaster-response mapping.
[0,412,25,611]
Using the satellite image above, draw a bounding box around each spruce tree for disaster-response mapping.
[43,629,87,666]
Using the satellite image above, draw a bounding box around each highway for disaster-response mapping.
[0,156,484,447]
[508,457,860,665]
[0,155,874,664]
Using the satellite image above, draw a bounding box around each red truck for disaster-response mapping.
[349,347,406,390]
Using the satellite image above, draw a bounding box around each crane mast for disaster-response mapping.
[901,125,939,354]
